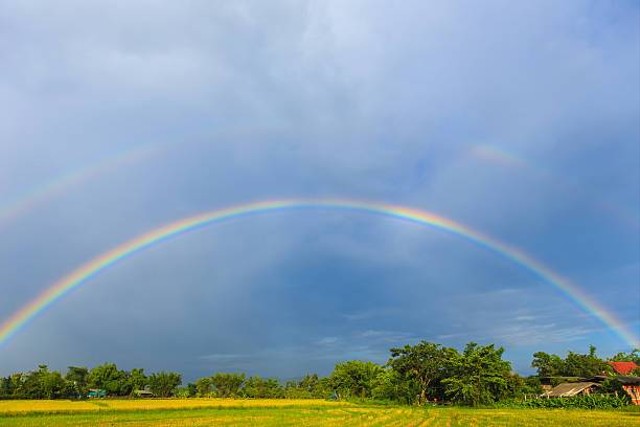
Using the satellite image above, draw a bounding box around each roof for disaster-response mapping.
[608,361,638,375]
[543,382,600,398]
[616,376,640,385]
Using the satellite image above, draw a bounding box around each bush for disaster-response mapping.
[496,394,630,409]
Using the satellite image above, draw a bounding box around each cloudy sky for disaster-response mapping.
[0,0,638,380]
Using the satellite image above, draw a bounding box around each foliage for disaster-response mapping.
[0,341,635,407]
[531,352,565,377]
[328,360,383,400]
[514,394,630,409]
[127,368,148,395]
[147,372,181,398]
[283,374,329,399]
[608,349,640,364]
[387,341,456,404]
[371,368,419,404]
[65,367,89,398]
[531,346,609,378]
[242,376,284,398]
[442,343,511,406]
[195,377,212,397]
[87,363,129,396]
[209,373,245,398]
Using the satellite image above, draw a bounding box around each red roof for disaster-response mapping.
[608,361,639,375]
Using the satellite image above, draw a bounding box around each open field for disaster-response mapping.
[0,400,638,426]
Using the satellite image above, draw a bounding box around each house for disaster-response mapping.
[608,361,638,376]
[616,376,640,406]
[542,382,600,398]
[87,388,107,398]
[538,376,583,392]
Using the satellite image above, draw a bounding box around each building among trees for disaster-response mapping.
[542,382,600,398]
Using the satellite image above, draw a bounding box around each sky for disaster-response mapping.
[0,0,638,381]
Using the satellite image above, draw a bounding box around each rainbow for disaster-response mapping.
[471,145,639,231]
[0,145,159,231]
[1,199,637,348]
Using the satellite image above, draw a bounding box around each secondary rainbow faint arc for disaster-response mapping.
[1,199,637,348]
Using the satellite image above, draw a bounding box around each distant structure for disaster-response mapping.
[87,389,106,398]
[615,377,640,405]
[608,361,639,376]
[133,389,155,398]
[542,382,600,398]
[538,360,640,405]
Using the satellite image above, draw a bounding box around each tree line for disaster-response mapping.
[1,342,637,406]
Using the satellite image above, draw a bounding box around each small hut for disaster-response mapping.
[542,382,600,398]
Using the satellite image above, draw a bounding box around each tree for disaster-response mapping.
[284,374,329,399]
[609,349,640,364]
[443,342,511,406]
[187,383,197,397]
[328,360,383,399]
[39,367,67,399]
[532,346,608,379]
[531,352,565,377]
[242,376,283,398]
[563,346,608,378]
[195,377,213,397]
[127,368,148,394]
[147,372,181,397]
[0,377,12,398]
[66,366,89,398]
[371,368,418,404]
[387,341,457,404]
[210,373,245,398]
[88,363,128,396]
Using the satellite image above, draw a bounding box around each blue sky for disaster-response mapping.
[0,0,638,380]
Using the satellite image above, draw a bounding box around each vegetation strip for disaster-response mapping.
[2,342,638,408]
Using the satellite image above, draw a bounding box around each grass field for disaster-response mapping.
[0,399,637,426]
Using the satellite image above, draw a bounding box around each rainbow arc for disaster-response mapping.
[1,199,637,348]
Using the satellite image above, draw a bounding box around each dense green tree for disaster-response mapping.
[283,374,329,399]
[328,360,383,399]
[8,373,24,398]
[609,349,640,365]
[388,341,457,404]
[88,363,128,396]
[371,368,419,404]
[127,368,148,394]
[39,367,67,399]
[443,343,511,406]
[195,377,213,397]
[147,372,181,397]
[65,366,89,398]
[531,352,565,377]
[14,365,69,399]
[0,377,12,398]
[242,376,283,398]
[210,373,245,398]
[532,346,608,379]
[563,346,608,378]
[187,383,197,397]
[174,386,192,398]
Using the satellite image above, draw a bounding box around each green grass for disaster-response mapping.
[0,401,638,426]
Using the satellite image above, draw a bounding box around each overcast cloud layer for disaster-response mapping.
[0,0,638,379]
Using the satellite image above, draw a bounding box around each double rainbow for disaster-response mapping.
[1,199,637,347]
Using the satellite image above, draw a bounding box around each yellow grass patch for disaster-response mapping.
[0,398,350,414]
